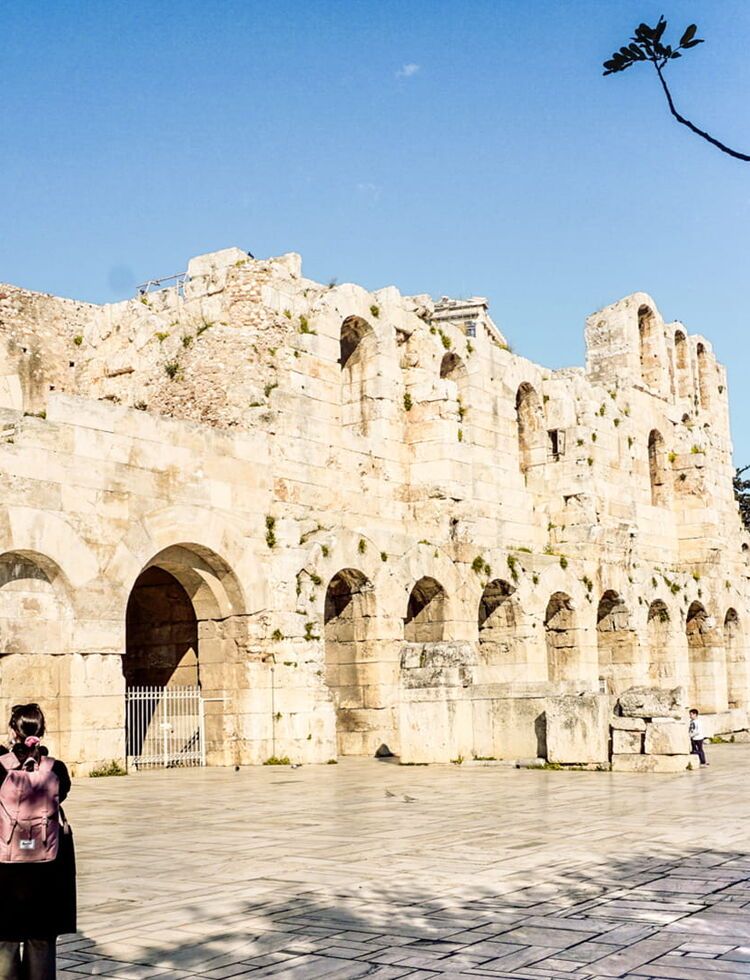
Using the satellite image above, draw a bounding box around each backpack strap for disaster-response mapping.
[0,753,20,774]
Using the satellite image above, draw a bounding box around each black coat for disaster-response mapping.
[0,746,77,940]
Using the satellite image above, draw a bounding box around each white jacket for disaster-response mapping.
[689,717,704,740]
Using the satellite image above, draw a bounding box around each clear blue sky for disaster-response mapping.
[2,1,749,459]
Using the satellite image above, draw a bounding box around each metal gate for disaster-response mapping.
[125,686,205,769]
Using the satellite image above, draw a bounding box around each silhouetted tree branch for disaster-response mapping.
[603,17,750,162]
[734,465,750,530]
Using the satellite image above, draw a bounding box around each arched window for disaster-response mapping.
[478,579,521,679]
[697,343,712,410]
[647,430,668,506]
[638,305,661,389]
[596,591,638,694]
[515,383,544,477]
[324,568,382,755]
[673,331,690,399]
[687,601,727,712]
[647,600,674,686]
[545,592,580,683]
[724,609,747,710]
[404,576,446,643]
[339,316,376,434]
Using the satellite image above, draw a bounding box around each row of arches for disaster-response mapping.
[638,304,714,407]
[0,536,745,761]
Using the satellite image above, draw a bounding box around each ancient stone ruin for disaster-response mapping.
[0,246,747,772]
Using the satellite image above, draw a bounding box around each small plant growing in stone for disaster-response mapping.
[457,428,463,442]
[457,398,466,421]
[678,472,687,482]
[264,382,278,398]
[326,758,338,764]
[472,555,486,574]
[439,329,451,350]
[507,554,519,581]
[298,315,316,335]
[283,309,292,319]
[304,621,319,641]
[691,444,701,454]
[358,538,367,554]
[466,341,474,355]
[451,755,464,765]
[726,579,732,590]
[403,392,413,411]
[613,417,621,427]
[265,515,277,549]
[576,438,584,447]
[627,435,634,449]
[668,450,677,463]
[380,551,388,562]
[591,432,597,442]
[73,335,83,346]
[652,576,658,588]
[164,362,179,379]
[582,575,593,593]
[532,573,539,585]
[263,756,291,766]
[310,573,322,586]
[543,394,549,404]
[369,304,380,319]
[587,457,593,467]
[692,570,701,581]
[182,335,193,348]
[598,403,606,416]
[271,629,284,641]
[156,331,170,343]
[429,325,437,335]
[196,319,214,336]
[559,555,568,569]
[89,760,127,777]
[139,294,150,306]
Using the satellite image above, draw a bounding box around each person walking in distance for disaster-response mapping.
[689,708,709,767]
[0,704,76,980]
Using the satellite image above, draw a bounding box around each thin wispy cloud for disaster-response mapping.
[396,63,420,79]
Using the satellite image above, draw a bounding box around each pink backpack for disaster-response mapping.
[0,753,60,863]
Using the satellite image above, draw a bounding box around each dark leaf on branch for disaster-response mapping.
[680,24,697,46]
[635,22,653,40]
[628,44,646,59]
[683,38,704,48]
[654,15,667,42]
[670,51,682,59]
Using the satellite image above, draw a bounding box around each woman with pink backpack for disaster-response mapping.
[0,704,76,980]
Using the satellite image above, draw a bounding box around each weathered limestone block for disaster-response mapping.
[645,720,690,755]
[618,686,684,719]
[612,729,643,754]
[546,694,609,764]
[611,754,694,773]
[611,716,646,731]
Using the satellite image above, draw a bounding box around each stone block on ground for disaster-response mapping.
[546,693,609,764]
[612,729,643,754]
[611,716,646,731]
[645,720,690,755]
[611,753,693,773]
[617,686,684,719]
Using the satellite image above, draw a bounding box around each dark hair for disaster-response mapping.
[689,708,699,715]
[9,703,46,768]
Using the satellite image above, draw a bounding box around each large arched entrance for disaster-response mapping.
[123,543,244,768]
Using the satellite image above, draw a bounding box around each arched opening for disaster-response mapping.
[648,429,668,506]
[440,352,466,382]
[340,315,377,434]
[674,331,690,399]
[724,608,747,710]
[638,305,661,390]
[687,601,727,713]
[647,600,675,686]
[516,383,545,477]
[125,567,198,688]
[478,579,522,680]
[405,576,446,643]
[697,343,712,410]
[545,592,580,683]
[324,569,384,756]
[0,552,73,753]
[124,544,244,767]
[596,591,639,694]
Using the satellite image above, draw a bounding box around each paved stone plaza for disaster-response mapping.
[57,743,750,979]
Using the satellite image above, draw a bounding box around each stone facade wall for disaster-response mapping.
[0,247,747,773]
